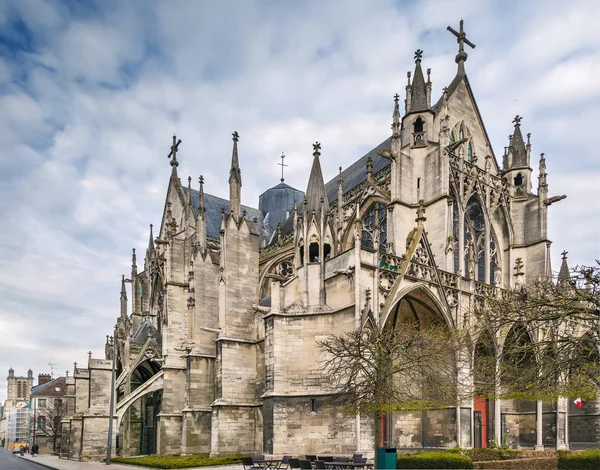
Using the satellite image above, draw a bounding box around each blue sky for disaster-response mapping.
[0,0,599,401]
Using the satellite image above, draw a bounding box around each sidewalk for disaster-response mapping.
[18,453,241,470]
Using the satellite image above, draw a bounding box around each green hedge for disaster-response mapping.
[462,448,523,461]
[396,452,473,469]
[558,450,600,469]
[111,453,243,469]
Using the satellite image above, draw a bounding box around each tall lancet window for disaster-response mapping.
[468,141,473,163]
[490,236,498,283]
[449,131,456,162]
[361,203,387,252]
[464,196,486,282]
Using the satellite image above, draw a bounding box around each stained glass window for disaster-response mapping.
[464,197,486,282]
[468,141,473,163]
[361,204,387,252]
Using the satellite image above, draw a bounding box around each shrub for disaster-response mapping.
[558,449,600,469]
[396,451,473,469]
[463,448,523,461]
[111,453,243,469]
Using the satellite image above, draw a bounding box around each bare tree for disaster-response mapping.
[37,398,67,452]
[318,321,467,454]
[478,262,600,401]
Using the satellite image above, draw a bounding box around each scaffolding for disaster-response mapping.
[5,407,31,449]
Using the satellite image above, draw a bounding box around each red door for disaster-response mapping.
[474,396,488,448]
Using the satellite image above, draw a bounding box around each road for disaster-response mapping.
[0,448,43,470]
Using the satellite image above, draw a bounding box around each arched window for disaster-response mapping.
[467,141,473,163]
[490,237,498,283]
[459,126,464,140]
[413,117,424,133]
[449,131,456,162]
[298,244,304,265]
[464,197,486,282]
[309,242,319,263]
[361,204,387,252]
[514,173,523,186]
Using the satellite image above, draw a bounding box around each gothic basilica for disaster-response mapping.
[58,22,599,460]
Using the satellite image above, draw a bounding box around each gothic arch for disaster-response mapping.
[340,195,390,252]
[380,283,454,332]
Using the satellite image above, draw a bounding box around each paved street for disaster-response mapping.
[0,448,44,470]
[2,449,242,470]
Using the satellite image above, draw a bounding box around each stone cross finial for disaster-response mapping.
[416,199,427,225]
[88,351,92,361]
[513,115,522,126]
[414,49,423,62]
[278,152,287,183]
[168,135,182,166]
[447,19,475,65]
[199,175,204,185]
[73,361,77,369]
[394,93,400,103]
[188,176,192,185]
[407,71,411,85]
[561,250,568,260]
[232,131,239,142]
[426,68,431,82]
[313,142,321,157]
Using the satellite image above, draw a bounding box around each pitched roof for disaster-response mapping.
[409,60,428,112]
[31,376,67,397]
[184,187,263,239]
[324,137,392,203]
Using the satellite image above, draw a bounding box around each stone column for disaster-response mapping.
[535,400,544,450]
[494,399,501,445]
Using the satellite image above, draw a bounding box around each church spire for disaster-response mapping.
[198,175,205,216]
[392,93,401,138]
[558,251,570,285]
[447,19,476,76]
[167,135,182,177]
[229,131,242,219]
[120,274,127,319]
[304,142,327,217]
[509,115,529,169]
[408,49,428,113]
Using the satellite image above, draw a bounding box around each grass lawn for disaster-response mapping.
[111,453,243,469]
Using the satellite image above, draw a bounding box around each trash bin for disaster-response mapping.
[376,447,397,469]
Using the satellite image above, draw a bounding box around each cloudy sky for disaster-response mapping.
[0,0,598,402]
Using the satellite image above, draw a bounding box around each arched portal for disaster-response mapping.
[473,331,497,448]
[499,325,538,448]
[382,287,460,449]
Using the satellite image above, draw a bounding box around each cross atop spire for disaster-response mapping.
[513,115,522,126]
[168,135,182,174]
[394,93,400,103]
[278,152,288,183]
[313,141,321,157]
[447,19,475,74]
[232,131,239,142]
[414,49,423,63]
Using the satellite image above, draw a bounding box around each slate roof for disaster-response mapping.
[183,187,263,239]
[31,376,67,397]
[132,318,162,344]
[324,137,392,203]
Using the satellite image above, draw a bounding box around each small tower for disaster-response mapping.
[403,50,434,148]
[504,115,532,196]
[299,142,333,306]
[558,251,570,286]
[229,131,242,220]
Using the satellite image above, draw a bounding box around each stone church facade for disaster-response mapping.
[59,23,599,460]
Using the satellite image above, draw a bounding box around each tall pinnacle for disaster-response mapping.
[229,131,242,185]
[558,251,570,285]
[392,93,401,138]
[538,153,548,192]
[447,19,475,76]
[147,224,155,254]
[305,142,327,216]
[229,131,242,219]
[120,274,127,318]
[408,49,428,113]
[198,175,205,216]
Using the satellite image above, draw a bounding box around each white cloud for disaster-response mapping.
[0,0,598,401]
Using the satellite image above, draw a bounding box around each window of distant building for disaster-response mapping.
[38,399,47,408]
[38,416,46,430]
